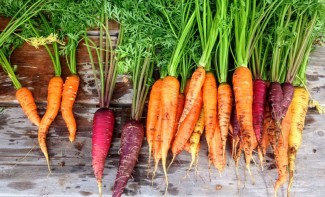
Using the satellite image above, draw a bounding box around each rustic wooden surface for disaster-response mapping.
[1,17,325,196]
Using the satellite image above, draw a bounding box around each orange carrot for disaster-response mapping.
[202,72,217,148]
[257,115,270,169]
[171,89,202,156]
[146,79,163,169]
[209,121,225,173]
[174,93,185,136]
[61,74,80,142]
[38,76,63,172]
[179,67,205,123]
[232,66,255,174]
[218,83,233,157]
[16,87,41,126]
[160,76,180,188]
[274,104,292,195]
[152,101,163,178]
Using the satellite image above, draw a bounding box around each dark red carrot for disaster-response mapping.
[92,108,115,196]
[268,82,283,126]
[253,79,268,143]
[280,82,294,117]
[113,120,144,197]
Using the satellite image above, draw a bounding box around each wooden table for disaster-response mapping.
[1,17,325,197]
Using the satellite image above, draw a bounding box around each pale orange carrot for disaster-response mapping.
[16,87,41,126]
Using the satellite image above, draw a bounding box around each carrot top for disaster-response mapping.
[84,2,122,108]
[0,0,48,47]
[285,1,323,83]
[0,49,22,90]
[233,0,282,68]
[195,0,219,71]
[215,0,232,83]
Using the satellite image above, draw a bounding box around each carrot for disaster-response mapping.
[257,108,271,169]
[16,87,41,126]
[268,82,283,127]
[179,67,205,123]
[146,79,163,169]
[274,103,292,195]
[188,108,204,170]
[218,83,233,157]
[287,87,309,196]
[253,79,268,143]
[160,76,180,188]
[202,72,217,148]
[92,108,115,197]
[113,120,144,197]
[171,89,202,157]
[265,104,277,151]
[152,105,163,178]
[0,49,41,126]
[209,121,225,173]
[232,66,255,174]
[61,74,80,142]
[38,76,63,172]
[174,93,186,136]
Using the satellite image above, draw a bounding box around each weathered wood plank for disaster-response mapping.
[0,38,132,106]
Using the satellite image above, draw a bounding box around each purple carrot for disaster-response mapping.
[92,108,115,197]
[268,82,283,124]
[113,120,144,197]
[253,79,268,143]
[281,82,294,117]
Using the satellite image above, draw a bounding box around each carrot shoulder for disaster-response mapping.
[38,76,63,172]
[16,87,41,126]
[61,74,80,142]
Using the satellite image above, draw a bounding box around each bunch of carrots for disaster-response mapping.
[1,0,325,197]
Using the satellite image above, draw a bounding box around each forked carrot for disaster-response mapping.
[232,66,255,174]
[160,76,180,189]
[61,74,80,142]
[38,76,64,172]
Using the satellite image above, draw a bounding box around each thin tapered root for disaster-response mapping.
[97,181,102,197]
